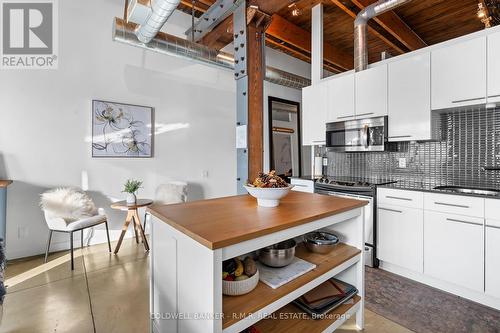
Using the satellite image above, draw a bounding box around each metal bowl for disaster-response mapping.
[259,239,297,267]
[304,231,339,254]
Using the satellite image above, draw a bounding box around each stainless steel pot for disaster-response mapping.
[259,239,296,267]
[304,231,339,254]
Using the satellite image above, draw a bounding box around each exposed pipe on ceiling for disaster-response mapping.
[135,0,182,43]
[354,0,413,71]
[113,18,311,89]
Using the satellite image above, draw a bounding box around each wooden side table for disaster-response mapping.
[111,199,153,254]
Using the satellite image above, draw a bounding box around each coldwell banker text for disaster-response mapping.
[1,0,58,69]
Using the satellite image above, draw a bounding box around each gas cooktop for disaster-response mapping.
[316,176,396,188]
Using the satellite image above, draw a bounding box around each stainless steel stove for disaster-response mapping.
[314,176,397,267]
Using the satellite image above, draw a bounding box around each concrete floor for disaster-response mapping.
[2,239,413,333]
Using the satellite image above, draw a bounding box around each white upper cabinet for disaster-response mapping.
[326,73,355,122]
[488,31,500,103]
[388,53,431,141]
[431,37,487,110]
[355,64,388,118]
[302,83,326,145]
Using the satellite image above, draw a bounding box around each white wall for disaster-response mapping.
[0,0,310,259]
[0,0,238,259]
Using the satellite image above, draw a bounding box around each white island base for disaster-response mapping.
[148,192,366,333]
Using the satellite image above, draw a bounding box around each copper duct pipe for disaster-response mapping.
[354,0,413,71]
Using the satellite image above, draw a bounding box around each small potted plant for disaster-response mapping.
[123,179,143,205]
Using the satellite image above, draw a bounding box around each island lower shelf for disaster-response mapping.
[254,295,361,333]
[223,243,361,330]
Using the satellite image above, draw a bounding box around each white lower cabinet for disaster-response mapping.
[424,210,484,292]
[486,223,500,298]
[377,204,423,273]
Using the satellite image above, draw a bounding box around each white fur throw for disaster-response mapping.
[40,187,98,222]
[155,182,188,205]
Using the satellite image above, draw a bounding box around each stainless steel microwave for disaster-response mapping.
[326,116,388,152]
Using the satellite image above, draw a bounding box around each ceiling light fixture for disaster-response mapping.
[477,2,493,28]
[477,2,486,18]
[288,2,301,16]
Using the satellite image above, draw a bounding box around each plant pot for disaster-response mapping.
[126,193,137,205]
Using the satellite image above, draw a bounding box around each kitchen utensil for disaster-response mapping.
[259,239,297,267]
[304,231,339,254]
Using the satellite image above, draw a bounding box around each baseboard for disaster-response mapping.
[7,227,150,260]
[379,261,500,311]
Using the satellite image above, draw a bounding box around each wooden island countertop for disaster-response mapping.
[148,191,367,250]
[0,180,13,188]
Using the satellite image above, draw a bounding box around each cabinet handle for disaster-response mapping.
[388,135,412,139]
[312,140,325,143]
[356,112,375,117]
[379,207,403,213]
[434,202,469,209]
[446,218,482,226]
[292,184,308,187]
[337,115,355,119]
[451,97,485,104]
[386,195,412,201]
[486,224,500,230]
[488,94,500,98]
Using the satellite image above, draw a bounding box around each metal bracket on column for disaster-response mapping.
[185,0,245,42]
[234,1,248,194]
[233,2,247,80]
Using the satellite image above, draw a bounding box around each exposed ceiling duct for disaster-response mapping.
[133,0,182,44]
[113,18,311,89]
[354,0,413,71]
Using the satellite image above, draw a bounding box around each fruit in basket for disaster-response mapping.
[247,170,288,188]
[223,274,235,281]
[223,259,237,274]
[244,257,257,277]
[235,275,249,281]
[234,258,244,277]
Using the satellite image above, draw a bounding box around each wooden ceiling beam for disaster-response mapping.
[330,0,406,54]
[179,0,210,13]
[350,0,427,51]
[267,14,353,71]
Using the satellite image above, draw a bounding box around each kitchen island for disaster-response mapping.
[147,191,367,333]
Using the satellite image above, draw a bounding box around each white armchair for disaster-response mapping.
[143,181,188,230]
[43,207,111,270]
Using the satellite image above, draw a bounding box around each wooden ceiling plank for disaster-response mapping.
[180,0,210,13]
[350,0,427,51]
[265,37,342,74]
[329,0,406,54]
[267,14,353,70]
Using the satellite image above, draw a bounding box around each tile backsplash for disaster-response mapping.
[326,106,500,188]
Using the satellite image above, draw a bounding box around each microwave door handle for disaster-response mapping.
[363,125,369,148]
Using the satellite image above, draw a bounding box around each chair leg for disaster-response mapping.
[81,229,84,249]
[70,232,74,271]
[44,230,53,263]
[105,221,112,253]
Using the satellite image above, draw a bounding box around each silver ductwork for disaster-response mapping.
[354,0,413,71]
[113,18,311,89]
[135,0,182,44]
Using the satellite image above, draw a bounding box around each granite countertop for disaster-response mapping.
[378,181,500,199]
